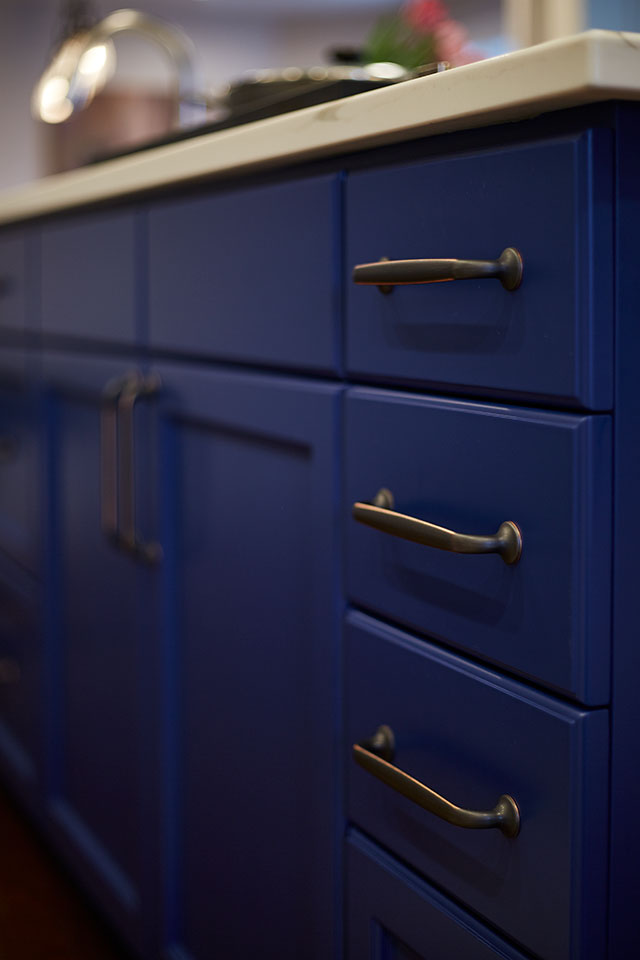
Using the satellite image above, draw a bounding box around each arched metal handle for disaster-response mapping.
[354,725,520,838]
[352,489,522,565]
[352,247,523,293]
[118,372,163,565]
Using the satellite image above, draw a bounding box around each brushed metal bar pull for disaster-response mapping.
[118,371,162,565]
[352,247,523,293]
[353,488,522,565]
[100,376,127,545]
[354,725,520,838]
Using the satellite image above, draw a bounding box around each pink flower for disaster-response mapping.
[403,0,449,34]
[433,18,470,63]
[451,45,484,65]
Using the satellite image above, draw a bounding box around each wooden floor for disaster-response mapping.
[0,786,130,960]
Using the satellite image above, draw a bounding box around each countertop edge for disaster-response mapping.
[1,29,639,226]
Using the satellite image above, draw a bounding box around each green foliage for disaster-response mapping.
[363,14,439,70]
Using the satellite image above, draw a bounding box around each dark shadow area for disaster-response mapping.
[0,785,131,960]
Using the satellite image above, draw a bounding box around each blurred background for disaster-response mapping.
[0,0,637,190]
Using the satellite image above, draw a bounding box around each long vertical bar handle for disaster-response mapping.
[100,376,127,545]
[118,371,163,565]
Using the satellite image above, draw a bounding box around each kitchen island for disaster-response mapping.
[0,30,639,960]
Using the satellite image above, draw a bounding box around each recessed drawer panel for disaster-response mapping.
[345,611,608,960]
[346,831,530,960]
[345,388,611,704]
[41,209,139,344]
[346,132,612,408]
[148,175,339,372]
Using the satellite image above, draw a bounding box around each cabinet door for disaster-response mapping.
[42,351,160,958]
[0,347,44,810]
[154,364,341,960]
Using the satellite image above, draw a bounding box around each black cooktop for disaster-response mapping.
[93,77,392,163]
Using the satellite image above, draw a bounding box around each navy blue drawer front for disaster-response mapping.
[347,831,530,960]
[41,209,140,344]
[345,388,611,705]
[345,611,608,960]
[346,131,612,408]
[148,175,339,372]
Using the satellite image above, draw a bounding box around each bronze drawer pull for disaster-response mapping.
[100,375,127,546]
[352,488,522,565]
[118,372,163,565]
[354,725,520,838]
[352,247,523,293]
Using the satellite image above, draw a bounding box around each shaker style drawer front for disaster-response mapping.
[346,831,530,960]
[346,131,612,408]
[345,611,609,960]
[41,210,140,344]
[148,175,339,372]
[346,388,611,704]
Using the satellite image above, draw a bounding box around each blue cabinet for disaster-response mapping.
[346,132,613,409]
[345,612,608,960]
[0,346,43,811]
[345,388,612,703]
[346,832,530,960]
[148,176,341,373]
[2,101,640,960]
[154,363,341,959]
[41,210,143,345]
[40,351,160,957]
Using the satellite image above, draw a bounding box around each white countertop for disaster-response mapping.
[1,29,640,226]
